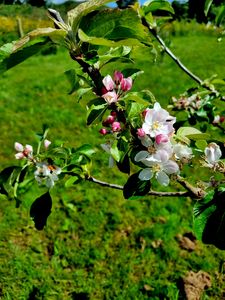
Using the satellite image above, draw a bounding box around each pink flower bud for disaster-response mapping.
[110,111,117,117]
[220,116,225,123]
[102,115,115,126]
[112,121,121,132]
[102,75,114,91]
[44,139,51,149]
[114,71,123,84]
[142,108,150,118]
[99,128,108,135]
[155,134,169,144]
[137,128,145,137]
[121,77,132,92]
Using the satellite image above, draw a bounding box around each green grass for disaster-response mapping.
[1,24,225,299]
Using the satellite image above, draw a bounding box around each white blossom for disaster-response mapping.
[34,162,61,188]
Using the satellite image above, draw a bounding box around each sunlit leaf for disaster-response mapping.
[68,0,112,33]
[143,0,174,15]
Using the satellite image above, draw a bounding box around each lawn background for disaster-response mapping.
[1,8,225,299]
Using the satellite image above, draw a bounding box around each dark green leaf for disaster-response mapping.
[117,153,130,174]
[193,190,225,249]
[0,166,16,183]
[123,171,151,199]
[87,103,107,125]
[30,192,52,230]
[0,41,50,74]
[216,5,225,26]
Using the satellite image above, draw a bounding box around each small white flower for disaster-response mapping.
[34,162,61,188]
[138,150,179,186]
[142,102,176,138]
[173,143,193,160]
[204,143,222,165]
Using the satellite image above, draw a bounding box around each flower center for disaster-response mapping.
[147,146,156,154]
[152,121,162,130]
[152,164,161,173]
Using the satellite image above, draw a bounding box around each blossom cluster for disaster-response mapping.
[101,71,132,104]
[99,111,122,135]
[135,102,193,186]
[14,140,61,188]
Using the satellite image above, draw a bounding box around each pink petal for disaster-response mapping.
[102,75,114,91]
[15,152,25,159]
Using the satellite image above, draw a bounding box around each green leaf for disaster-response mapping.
[143,0,174,15]
[193,189,225,249]
[30,192,52,230]
[76,144,96,157]
[176,127,209,143]
[123,171,151,199]
[65,69,79,94]
[110,140,121,162]
[116,153,130,174]
[124,90,156,104]
[78,29,144,47]
[216,5,225,26]
[204,0,213,16]
[65,175,82,188]
[79,8,152,45]
[68,0,112,34]
[12,28,66,52]
[195,140,208,151]
[87,103,107,125]
[0,166,19,184]
[0,41,50,74]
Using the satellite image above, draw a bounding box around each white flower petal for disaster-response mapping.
[15,152,25,159]
[139,168,153,181]
[135,151,149,162]
[25,144,33,153]
[156,171,169,186]
[162,160,179,174]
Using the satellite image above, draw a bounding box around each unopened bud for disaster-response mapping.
[121,77,132,92]
[137,128,145,137]
[112,121,121,132]
[99,128,108,135]
[155,134,169,144]
[114,71,123,84]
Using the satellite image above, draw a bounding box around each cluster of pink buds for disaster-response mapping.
[172,94,203,112]
[15,142,33,160]
[101,71,132,104]
[99,111,122,135]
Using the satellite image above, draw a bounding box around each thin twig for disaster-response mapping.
[141,17,217,94]
[86,176,191,197]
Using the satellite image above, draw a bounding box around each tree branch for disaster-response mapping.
[86,176,192,198]
[141,17,217,94]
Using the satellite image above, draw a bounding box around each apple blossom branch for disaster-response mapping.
[86,175,200,198]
